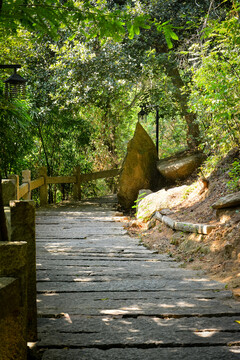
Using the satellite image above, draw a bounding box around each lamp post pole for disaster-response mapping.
[156,106,159,157]
[138,105,160,156]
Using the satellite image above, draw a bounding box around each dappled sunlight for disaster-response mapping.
[61,313,73,324]
[152,317,172,327]
[182,277,210,282]
[194,330,218,338]
[35,198,240,357]
[98,298,203,315]
[159,303,176,309]
[176,301,196,308]
[73,277,96,282]
[100,305,143,316]
[42,292,59,296]
[230,348,240,354]
[128,328,140,333]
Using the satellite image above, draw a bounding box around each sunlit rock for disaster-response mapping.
[117,122,161,210]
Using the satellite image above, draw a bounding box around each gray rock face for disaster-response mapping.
[212,191,240,209]
[137,185,188,220]
[157,153,205,182]
[117,122,160,210]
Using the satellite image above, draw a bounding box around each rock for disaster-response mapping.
[147,218,157,230]
[160,208,174,216]
[138,189,153,198]
[157,152,205,182]
[137,185,188,221]
[117,122,160,210]
[212,191,240,209]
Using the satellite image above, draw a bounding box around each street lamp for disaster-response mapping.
[156,106,159,157]
[138,105,148,122]
[138,104,160,157]
[0,64,27,99]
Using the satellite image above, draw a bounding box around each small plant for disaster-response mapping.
[132,192,152,222]
[227,160,240,192]
[181,182,198,201]
[132,192,147,210]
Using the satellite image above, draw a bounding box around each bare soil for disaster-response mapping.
[120,147,240,300]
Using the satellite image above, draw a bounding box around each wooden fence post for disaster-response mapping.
[73,166,81,201]
[38,167,48,206]
[8,174,19,200]
[22,170,31,200]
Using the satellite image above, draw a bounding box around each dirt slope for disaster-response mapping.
[125,147,240,299]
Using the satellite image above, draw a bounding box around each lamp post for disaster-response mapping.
[138,104,160,157]
[156,106,159,157]
[0,64,27,99]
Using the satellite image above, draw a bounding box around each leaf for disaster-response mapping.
[68,33,76,41]
[127,24,135,40]
[169,30,179,41]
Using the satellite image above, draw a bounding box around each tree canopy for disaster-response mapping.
[0,0,239,199]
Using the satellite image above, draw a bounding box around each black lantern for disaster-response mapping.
[0,64,27,99]
[138,106,148,122]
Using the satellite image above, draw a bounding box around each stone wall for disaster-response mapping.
[0,200,37,359]
[0,241,28,360]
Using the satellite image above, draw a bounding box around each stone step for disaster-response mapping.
[37,289,233,301]
[37,313,240,347]
[37,294,239,317]
[35,204,240,360]
[41,347,240,360]
[37,277,226,293]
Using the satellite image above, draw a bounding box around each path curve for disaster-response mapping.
[35,197,240,359]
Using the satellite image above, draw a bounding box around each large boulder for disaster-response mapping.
[157,152,205,182]
[212,191,240,209]
[117,122,160,210]
[137,185,188,221]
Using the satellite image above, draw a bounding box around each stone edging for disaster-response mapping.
[153,210,216,235]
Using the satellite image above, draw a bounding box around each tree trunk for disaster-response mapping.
[163,62,201,149]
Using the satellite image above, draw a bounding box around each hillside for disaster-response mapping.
[126,147,240,299]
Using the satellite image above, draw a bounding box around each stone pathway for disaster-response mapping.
[35,197,240,359]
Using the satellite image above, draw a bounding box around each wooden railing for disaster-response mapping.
[9,166,120,206]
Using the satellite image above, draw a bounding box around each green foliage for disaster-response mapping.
[0,94,34,176]
[1,0,238,202]
[198,154,222,179]
[227,160,240,192]
[155,21,179,49]
[188,13,240,153]
[132,192,147,210]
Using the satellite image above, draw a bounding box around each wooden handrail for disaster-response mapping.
[47,176,76,185]
[9,167,120,206]
[19,183,29,199]
[30,177,44,191]
[81,169,120,182]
